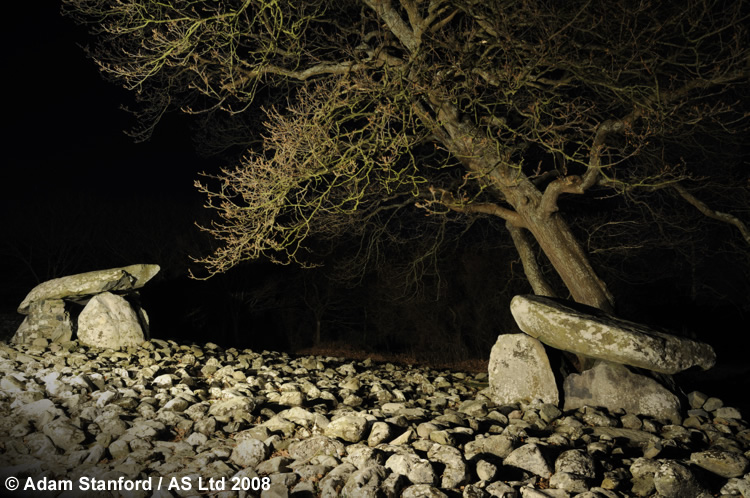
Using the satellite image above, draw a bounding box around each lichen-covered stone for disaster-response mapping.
[689,449,749,478]
[503,443,553,478]
[510,294,715,374]
[564,361,681,423]
[653,460,708,498]
[488,333,558,406]
[12,299,73,345]
[18,264,160,314]
[77,292,145,350]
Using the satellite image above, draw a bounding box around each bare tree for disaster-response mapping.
[63,0,749,314]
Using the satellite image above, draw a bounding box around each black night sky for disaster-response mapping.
[2,4,217,301]
[4,4,209,200]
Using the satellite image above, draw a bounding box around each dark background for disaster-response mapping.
[1,2,520,359]
[1,4,748,412]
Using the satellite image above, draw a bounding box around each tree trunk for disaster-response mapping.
[506,221,557,299]
[426,100,615,313]
[521,210,615,312]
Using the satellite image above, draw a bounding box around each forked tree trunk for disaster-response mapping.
[426,99,615,313]
[511,206,614,371]
[520,211,615,313]
[505,221,558,299]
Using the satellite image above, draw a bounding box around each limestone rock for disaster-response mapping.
[12,299,73,344]
[77,292,145,349]
[402,484,448,498]
[564,361,681,423]
[488,333,559,406]
[689,449,749,478]
[323,415,369,443]
[341,465,388,496]
[43,417,86,451]
[230,438,269,468]
[503,443,553,478]
[464,434,514,460]
[510,294,715,374]
[555,449,596,478]
[0,332,747,498]
[653,460,710,498]
[427,444,469,488]
[18,264,160,314]
[385,452,438,485]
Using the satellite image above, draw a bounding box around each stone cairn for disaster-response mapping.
[488,294,718,423]
[11,264,160,350]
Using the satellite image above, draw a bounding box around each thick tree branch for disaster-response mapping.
[673,183,750,247]
[505,221,557,298]
[425,187,525,227]
[364,0,420,53]
[231,60,381,88]
[540,70,749,217]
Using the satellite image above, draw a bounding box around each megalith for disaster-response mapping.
[509,295,715,374]
[77,292,145,349]
[488,333,559,406]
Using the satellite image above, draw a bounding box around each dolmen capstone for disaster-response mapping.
[12,264,159,350]
[509,294,716,374]
[489,294,717,423]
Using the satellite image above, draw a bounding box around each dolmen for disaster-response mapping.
[11,264,159,350]
[489,295,717,423]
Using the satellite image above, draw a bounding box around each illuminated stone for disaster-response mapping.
[510,295,715,374]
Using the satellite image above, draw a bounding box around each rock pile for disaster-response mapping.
[11,265,160,350]
[489,295,718,423]
[1,338,748,497]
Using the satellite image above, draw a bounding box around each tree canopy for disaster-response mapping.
[63,0,750,314]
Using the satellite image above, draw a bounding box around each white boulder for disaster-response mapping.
[488,333,559,406]
[77,292,145,349]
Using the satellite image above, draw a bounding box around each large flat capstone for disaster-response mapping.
[510,295,715,375]
[18,264,160,314]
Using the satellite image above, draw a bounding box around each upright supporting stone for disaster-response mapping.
[77,292,145,349]
[12,299,73,345]
[563,361,682,423]
[488,333,559,406]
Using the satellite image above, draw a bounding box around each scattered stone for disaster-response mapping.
[427,444,469,488]
[689,449,749,478]
[563,361,681,423]
[653,460,709,498]
[231,437,269,468]
[323,415,369,443]
[687,391,709,409]
[510,294,716,374]
[721,474,750,497]
[385,452,437,485]
[402,484,448,498]
[702,396,723,412]
[503,443,553,478]
[714,406,742,420]
[555,449,596,478]
[341,464,388,496]
[488,333,558,406]
[0,337,746,498]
